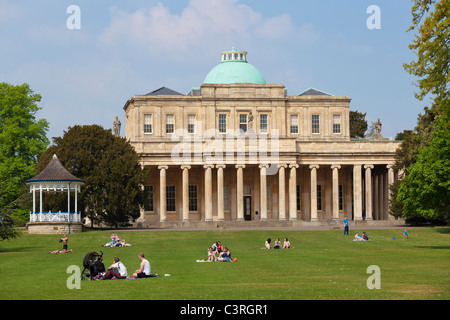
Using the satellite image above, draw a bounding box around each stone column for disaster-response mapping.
[259,164,269,221]
[378,172,384,220]
[216,164,226,221]
[387,164,395,220]
[236,164,245,221]
[374,174,379,220]
[331,164,341,221]
[204,164,214,221]
[353,164,362,220]
[310,164,320,221]
[364,164,374,221]
[181,165,191,222]
[158,165,168,222]
[289,164,299,220]
[278,164,287,221]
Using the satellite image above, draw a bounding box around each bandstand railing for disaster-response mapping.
[29,211,81,223]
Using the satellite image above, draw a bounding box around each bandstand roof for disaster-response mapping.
[25,154,85,184]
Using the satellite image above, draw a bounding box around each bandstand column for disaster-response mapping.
[204,165,214,221]
[331,165,341,221]
[158,166,168,222]
[278,164,287,221]
[259,164,269,221]
[236,164,245,221]
[216,165,226,221]
[289,164,299,220]
[32,185,36,213]
[39,184,43,214]
[181,165,191,222]
[310,164,320,221]
[364,165,374,221]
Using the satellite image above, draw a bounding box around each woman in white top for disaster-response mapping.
[133,253,152,278]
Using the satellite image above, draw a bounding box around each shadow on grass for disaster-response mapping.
[414,245,450,250]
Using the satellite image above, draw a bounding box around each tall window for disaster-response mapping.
[189,185,197,211]
[290,115,299,134]
[219,114,227,133]
[166,114,174,134]
[239,114,247,133]
[223,185,230,211]
[312,115,320,134]
[339,185,343,211]
[260,114,268,133]
[188,115,196,134]
[317,185,322,211]
[166,186,176,211]
[144,114,153,134]
[296,185,301,211]
[333,115,341,134]
[144,186,153,211]
[267,185,271,211]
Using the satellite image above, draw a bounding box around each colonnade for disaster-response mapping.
[154,163,395,223]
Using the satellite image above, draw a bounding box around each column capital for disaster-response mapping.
[331,164,341,170]
[216,164,226,169]
[364,164,374,170]
[235,164,246,169]
[180,165,191,170]
[158,165,168,170]
[309,164,319,170]
[203,164,214,169]
[386,164,394,170]
[278,164,288,169]
[289,163,299,169]
[258,164,269,169]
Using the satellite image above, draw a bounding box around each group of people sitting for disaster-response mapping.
[354,232,369,241]
[198,241,236,262]
[93,253,159,280]
[265,237,292,249]
[102,233,132,247]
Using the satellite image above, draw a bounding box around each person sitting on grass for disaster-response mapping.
[283,238,291,249]
[102,257,127,279]
[265,238,271,249]
[274,238,281,249]
[362,232,369,241]
[132,253,157,278]
[218,247,232,262]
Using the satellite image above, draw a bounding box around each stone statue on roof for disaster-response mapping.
[113,116,121,136]
[374,118,382,139]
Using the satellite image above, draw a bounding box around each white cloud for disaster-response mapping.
[98,0,319,55]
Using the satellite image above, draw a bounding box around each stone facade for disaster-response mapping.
[27,222,83,234]
[123,52,401,228]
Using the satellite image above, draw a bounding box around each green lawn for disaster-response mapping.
[0,227,449,300]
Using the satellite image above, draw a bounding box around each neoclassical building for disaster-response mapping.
[123,49,401,227]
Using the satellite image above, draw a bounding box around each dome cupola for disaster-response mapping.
[203,48,266,85]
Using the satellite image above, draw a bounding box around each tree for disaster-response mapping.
[0,82,49,223]
[393,0,450,223]
[36,125,147,228]
[397,113,450,222]
[349,110,368,138]
[403,0,449,104]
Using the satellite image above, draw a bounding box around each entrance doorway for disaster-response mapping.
[244,196,252,221]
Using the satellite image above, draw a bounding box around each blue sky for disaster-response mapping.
[0,0,428,140]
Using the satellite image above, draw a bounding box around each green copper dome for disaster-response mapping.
[203,49,266,85]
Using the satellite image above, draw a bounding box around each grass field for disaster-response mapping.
[0,227,449,300]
